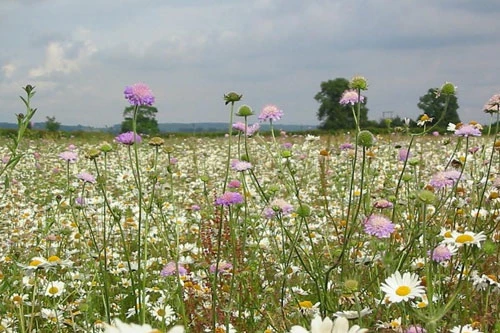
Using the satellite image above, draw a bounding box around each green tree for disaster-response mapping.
[121,106,159,135]
[45,116,60,132]
[417,88,460,125]
[315,78,369,130]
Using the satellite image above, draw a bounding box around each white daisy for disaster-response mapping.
[289,315,368,333]
[449,324,483,333]
[44,281,65,298]
[380,271,426,303]
[104,318,184,333]
[443,231,487,248]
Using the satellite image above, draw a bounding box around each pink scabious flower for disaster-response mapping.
[161,262,187,277]
[398,148,412,162]
[59,151,78,163]
[258,104,283,122]
[115,131,142,145]
[77,172,96,184]
[429,170,462,189]
[264,198,294,218]
[339,142,354,151]
[454,124,481,137]
[430,244,455,262]
[231,159,252,172]
[124,83,155,106]
[215,192,244,206]
[339,89,365,106]
[232,122,260,136]
[209,261,233,274]
[227,179,241,189]
[484,93,500,113]
[373,199,393,209]
[364,214,395,238]
[405,325,427,333]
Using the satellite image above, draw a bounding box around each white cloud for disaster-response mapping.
[29,30,97,78]
[1,63,16,79]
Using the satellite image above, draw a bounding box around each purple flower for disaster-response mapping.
[161,262,188,277]
[258,104,283,122]
[364,214,395,238]
[231,159,252,172]
[228,180,241,189]
[429,170,462,189]
[398,148,412,162]
[432,131,440,137]
[232,122,260,136]
[454,124,481,137]
[405,326,427,333]
[209,261,233,274]
[59,151,78,163]
[282,142,293,149]
[430,244,453,262]
[373,199,393,209]
[339,142,354,151]
[124,83,155,106]
[190,204,201,211]
[77,172,96,184]
[115,131,142,145]
[75,197,86,207]
[484,93,500,113]
[339,89,365,106]
[215,192,244,206]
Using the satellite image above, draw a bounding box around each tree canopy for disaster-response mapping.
[121,106,159,135]
[315,78,369,130]
[417,88,460,126]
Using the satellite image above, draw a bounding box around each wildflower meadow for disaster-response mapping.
[1,79,499,333]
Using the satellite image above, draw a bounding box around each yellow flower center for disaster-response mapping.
[299,300,313,308]
[456,234,474,243]
[12,295,23,303]
[444,231,452,238]
[48,286,59,295]
[29,259,42,266]
[156,309,166,317]
[395,285,411,296]
[48,255,60,263]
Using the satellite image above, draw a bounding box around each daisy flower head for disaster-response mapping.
[443,230,487,248]
[289,315,368,333]
[449,324,483,333]
[380,271,426,303]
[339,89,364,106]
[364,214,395,238]
[44,281,65,297]
[105,318,184,333]
[124,83,155,106]
[259,104,283,122]
[417,114,433,127]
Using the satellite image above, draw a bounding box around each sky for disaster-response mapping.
[1,0,500,128]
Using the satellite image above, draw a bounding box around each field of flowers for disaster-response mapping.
[0,81,499,333]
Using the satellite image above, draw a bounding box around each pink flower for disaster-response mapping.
[59,151,78,163]
[124,83,155,106]
[215,192,243,206]
[258,104,283,122]
[339,89,364,105]
[364,214,395,238]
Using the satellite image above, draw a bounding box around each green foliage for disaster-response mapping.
[45,116,61,132]
[417,88,460,125]
[121,106,159,135]
[314,78,369,130]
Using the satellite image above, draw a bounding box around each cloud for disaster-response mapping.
[29,30,97,78]
[1,64,16,79]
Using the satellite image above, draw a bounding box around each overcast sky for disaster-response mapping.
[1,0,500,127]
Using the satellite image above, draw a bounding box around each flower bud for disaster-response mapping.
[357,130,375,148]
[236,105,254,117]
[100,142,113,153]
[418,190,436,204]
[224,92,243,105]
[148,136,165,146]
[350,76,368,90]
[440,82,456,95]
[85,148,101,160]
